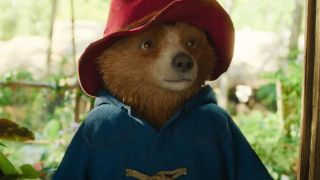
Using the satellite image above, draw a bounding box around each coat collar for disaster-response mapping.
[94,85,217,110]
[94,85,217,133]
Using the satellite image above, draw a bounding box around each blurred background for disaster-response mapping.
[0,0,304,179]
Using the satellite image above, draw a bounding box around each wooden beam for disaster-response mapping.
[309,1,320,179]
[298,0,320,179]
[0,81,79,90]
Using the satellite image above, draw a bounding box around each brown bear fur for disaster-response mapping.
[96,23,216,129]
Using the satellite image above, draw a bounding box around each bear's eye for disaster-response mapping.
[141,40,155,51]
[187,39,198,49]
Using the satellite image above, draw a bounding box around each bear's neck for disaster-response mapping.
[109,86,199,130]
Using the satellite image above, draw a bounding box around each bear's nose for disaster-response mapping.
[172,53,194,73]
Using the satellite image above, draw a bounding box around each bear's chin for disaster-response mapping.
[157,80,195,92]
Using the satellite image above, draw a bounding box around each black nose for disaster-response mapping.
[172,53,194,73]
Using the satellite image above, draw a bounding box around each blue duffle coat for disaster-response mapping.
[53,86,272,180]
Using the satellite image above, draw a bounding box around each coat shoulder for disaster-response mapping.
[190,102,233,138]
[83,104,131,148]
[85,104,123,124]
[195,102,231,125]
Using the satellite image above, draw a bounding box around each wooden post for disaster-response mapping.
[289,0,304,60]
[70,0,77,74]
[298,0,320,179]
[46,0,58,77]
[74,89,82,123]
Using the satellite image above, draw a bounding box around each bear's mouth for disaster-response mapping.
[163,79,193,83]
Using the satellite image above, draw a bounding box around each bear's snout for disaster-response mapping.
[172,53,194,73]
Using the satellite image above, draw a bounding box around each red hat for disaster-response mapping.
[78,0,235,97]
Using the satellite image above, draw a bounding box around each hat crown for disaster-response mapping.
[104,0,180,36]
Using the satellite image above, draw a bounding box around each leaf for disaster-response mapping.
[0,151,19,176]
[0,119,34,142]
[43,120,61,140]
[0,143,6,148]
[19,164,40,179]
[0,175,21,180]
[0,152,40,179]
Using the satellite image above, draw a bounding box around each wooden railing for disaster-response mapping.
[0,81,78,90]
[0,80,90,123]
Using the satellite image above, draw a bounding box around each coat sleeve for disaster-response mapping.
[53,123,91,180]
[223,115,273,180]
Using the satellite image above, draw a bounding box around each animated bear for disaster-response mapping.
[96,22,215,129]
[54,0,272,179]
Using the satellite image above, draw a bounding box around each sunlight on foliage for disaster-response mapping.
[236,61,303,179]
[0,0,110,40]
[220,0,295,31]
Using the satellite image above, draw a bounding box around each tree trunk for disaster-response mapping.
[70,0,77,75]
[288,0,304,60]
[46,0,58,77]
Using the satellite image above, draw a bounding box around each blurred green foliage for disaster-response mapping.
[0,71,50,130]
[220,0,295,31]
[0,118,40,179]
[236,60,303,179]
[0,71,91,179]
[1,140,40,179]
[0,0,51,40]
[58,0,110,21]
[0,0,109,40]
[255,83,277,112]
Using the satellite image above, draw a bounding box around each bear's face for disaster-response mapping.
[149,23,206,91]
[97,23,216,93]
[97,23,216,127]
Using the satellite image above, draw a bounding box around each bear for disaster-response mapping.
[53,0,272,179]
[96,22,215,129]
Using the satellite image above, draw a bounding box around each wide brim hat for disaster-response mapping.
[78,0,235,97]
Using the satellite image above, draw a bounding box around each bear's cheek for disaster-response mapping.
[196,55,215,82]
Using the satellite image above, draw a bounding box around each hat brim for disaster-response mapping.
[78,0,235,97]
